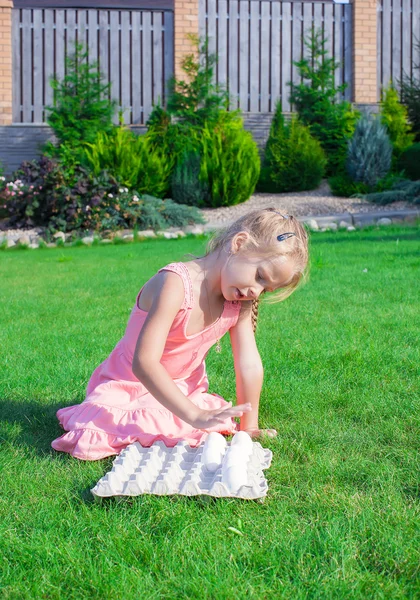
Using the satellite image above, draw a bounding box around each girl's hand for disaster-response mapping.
[191,402,252,430]
[243,428,277,439]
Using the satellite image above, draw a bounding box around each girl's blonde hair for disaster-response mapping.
[206,208,309,332]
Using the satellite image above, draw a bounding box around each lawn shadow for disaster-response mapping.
[0,396,76,457]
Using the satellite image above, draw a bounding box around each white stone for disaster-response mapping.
[377,217,392,226]
[347,226,356,232]
[6,239,16,248]
[339,220,350,229]
[46,242,56,248]
[184,225,204,235]
[137,230,156,238]
[100,239,112,244]
[17,234,30,246]
[307,219,319,231]
[175,230,186,238]
[53,231,66,242]
[28,242,39,249]
[122,234,134,241]
[81,236,94,245]
[326,222,338,231]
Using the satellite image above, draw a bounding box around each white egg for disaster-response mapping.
[202,445,224,473]
[231,431,254,454]
[221,465,248,493]
[222,446,246,470]
[204,432,227,451]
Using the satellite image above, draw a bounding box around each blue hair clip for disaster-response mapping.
[277,232,296,242]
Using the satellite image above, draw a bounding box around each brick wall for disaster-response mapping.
[352,0,377,104]
[174,0,199,80]
[0,0,12,125]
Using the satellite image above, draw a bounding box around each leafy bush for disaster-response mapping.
[288,28,359,176]
[360,179,420,204]
[46,43,116,155]
[346,112,392,187]
[380,84,415,162]
[171,152,209,206]
[83,126,171,198]
[328,170,404,198]
[258,101,326,192]
[197,117,260,207]
[0,157,203,234]
[397,143,420,180]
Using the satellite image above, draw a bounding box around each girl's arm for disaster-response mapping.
[132,272,251,429]
[229,302,277,438]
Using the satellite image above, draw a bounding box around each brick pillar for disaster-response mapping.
[174,0,199,81]
[0,0,13,125]
[352,0,378,107]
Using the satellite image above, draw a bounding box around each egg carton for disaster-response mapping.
[91,439,273,500]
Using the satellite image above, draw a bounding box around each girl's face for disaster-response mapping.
[220,239,296,302]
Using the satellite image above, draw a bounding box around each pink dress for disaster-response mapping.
[51,262,241,460]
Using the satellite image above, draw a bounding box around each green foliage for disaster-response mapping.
[398,40,420,141]
[171,151,209,206]
[197,117,260,207]
[83,127,171,198]
[288,28,359,176]
[360,178,420,204]
[346,112,392,187]
[328,170,404,198]
[0,157,202,234]
[397,142,420,180]
[46,43,117,153]
[166,35,231,128]
[259,101,326,193]
[380,84,415,163]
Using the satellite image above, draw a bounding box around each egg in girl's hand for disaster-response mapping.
[221,464,248,493]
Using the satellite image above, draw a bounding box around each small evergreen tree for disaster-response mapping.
[288,28,359,176]
[46,43,117,150]
[398,40,420,141]
[259,101,326,192]
[380,84,415,162]
[346,112,392,187]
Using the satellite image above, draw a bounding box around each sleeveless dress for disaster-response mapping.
[51,262,242,460]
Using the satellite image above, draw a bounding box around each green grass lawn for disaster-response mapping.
[0,224,419,599]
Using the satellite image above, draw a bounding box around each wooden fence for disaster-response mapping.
[12,7,174,124]
[377,0,420,99]
[199,0,353,113]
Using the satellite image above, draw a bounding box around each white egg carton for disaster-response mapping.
[91,433,272,500]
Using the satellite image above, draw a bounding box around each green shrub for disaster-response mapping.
[197,117,260,207]
[398,40,420,141]
[328,170,403,198]
[171,151,209,206]
[0,157,203,233]
[380,84,415,163]
[360,179,420,204]
[258,101,326,193]
[346,112,392,187]
[46,43,116,154]
[397,143,420,180]
[83,126,170,198]
[288,28,359,176]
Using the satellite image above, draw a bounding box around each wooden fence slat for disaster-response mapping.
[66,9,76,55]
[334,4,343,97]
[313,2,322,39]
[12,9,21,122]
[260,1,270,112]
[77,9,88,49]
[131,10,141,124]
[218,0,228,86]
[22,9,32,122]
[142,11,153,121]
[121,10,131,123]
[413,0,420,82]
[239,1,249,110]
[33,10,43,122]
[324,3,333,64]
[153,11,163,107]
[281,2,292,111]
[55,10,65,84]
[44,9,54,115]
[392,0,402,85]
[198,0,206,38]
[302,2,312,62]
[109,9,120,123]
[270,1,281,109]
[291,2,302,89]
[249,1,259,112]
[88,10,98,65]
[401,0,411,81]
[163,10,174,103]
[99,10,109,92]
[377,0,382,100]
[228,0,239,109]
[343,3,352,101]
[207,0,217,58]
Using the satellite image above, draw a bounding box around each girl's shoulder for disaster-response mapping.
[137,265,186,313]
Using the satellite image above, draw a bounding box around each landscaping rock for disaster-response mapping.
[46,242,56,248]
[347,226,356,232]
[100,239,112,244]
[122,234,134,241]
[137,230,157,238]
[17,234,30,246]
[339,220,350,229]
[81,236,95,245]
[184,225,205,235]
[377,217,392,226]
[306,219,319,231]
[28,242,39,249]
[6,239,16,248]
[53,231,66,242]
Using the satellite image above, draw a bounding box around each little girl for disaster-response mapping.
[51,208,309,460]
